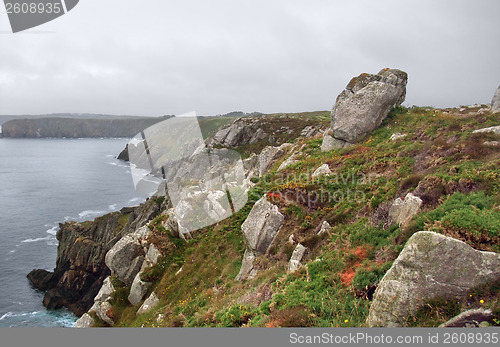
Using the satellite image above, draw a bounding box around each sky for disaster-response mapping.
[0,0,499,116]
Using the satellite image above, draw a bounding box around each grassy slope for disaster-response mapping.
[105,106,499,328]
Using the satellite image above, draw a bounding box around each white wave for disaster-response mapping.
[128,197,142,203]
[78,210,106,219]
[105,154,115,158]
[108,204,117,210]
[46,226,58,235]
[21,236,53,243]
[8,250,15,254]
[0,311,40,321]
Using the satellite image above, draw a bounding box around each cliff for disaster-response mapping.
[27,198,165,316]
[1,116,171,138]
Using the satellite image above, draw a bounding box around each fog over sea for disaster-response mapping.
[0,138,145,327]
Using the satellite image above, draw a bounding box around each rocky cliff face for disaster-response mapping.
[1,116,170,138]
[27,198,163,316]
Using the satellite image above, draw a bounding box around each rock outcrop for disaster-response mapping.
[367,231,500,327]
[74,313,94,328]
[388,193,423,227]
[28,198,161,316]
[492,85,500,112]
[236,197,284,280]
[322,68,407,150]
[473,125,500,136]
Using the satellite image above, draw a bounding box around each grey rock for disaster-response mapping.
[236,249,256,281]
[301,125,320,138]
[94,301,114,326]
[212,118,266,147]
[145,244,162,265]
[128,272,152,306]
[277,154,299,172]
[331,69,407,143]
[249,128,268,144]
[388,193,422,227]
[258,143,293,176]
[105,231,145,285]
[321,133,352,152]
[367,231,500,327]
[439,309,495,328]
[318,221,331,235]
[484,141,500,147]
[241,197,284,253]
[137,292,160,316]
[93,276,115,303]
[473,125,500,135]
[312,164,332,178]
[288,244,307,273]
[390,133,407,141]
[492,85,500,112]
[74,313,94,328]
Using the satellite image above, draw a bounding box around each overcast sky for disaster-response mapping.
[1,0,499,116]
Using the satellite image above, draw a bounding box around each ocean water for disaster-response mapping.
[0,138,145,327]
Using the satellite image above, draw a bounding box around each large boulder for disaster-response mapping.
[241,197,284,253]
[104,226,151,285]
[367,231,500,327]
[492,85,500,112]
[330,68,408,144]
[236,197,284,280]
[388,193,423,227]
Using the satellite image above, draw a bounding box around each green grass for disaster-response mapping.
[106,106,499,328]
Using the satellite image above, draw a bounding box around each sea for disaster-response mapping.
[0,138,145,327]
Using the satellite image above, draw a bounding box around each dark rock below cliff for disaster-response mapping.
[27,198,163,316]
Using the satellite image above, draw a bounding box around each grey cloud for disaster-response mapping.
[0,0,499,116]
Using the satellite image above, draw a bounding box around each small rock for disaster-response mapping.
[128,272,152,306]
[390,133,407,141]
[288,244,307,273]
[236,249,256,281]
[473,126,500,135]
[277,154,299,172]
[175,266,183,276]
[288,234,296,244]
[258,143,293,176]
[388,193,422,227]
[301,125,320,138]
[74,313,94,328]
[93,277,115,303]
[137,292,160,316]
[484,141,500,147]
[439,309,495,328]
[145,244,162,265]
[321,133,352,152]
[312,164,332,178]
[95,301,114,326]
[318,221,331,235]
